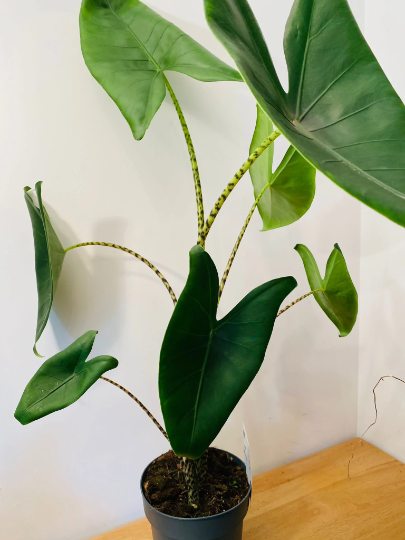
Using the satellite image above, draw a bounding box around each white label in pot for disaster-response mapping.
[242,423,252,485]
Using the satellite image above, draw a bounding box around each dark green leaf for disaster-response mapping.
[295,244,358,337]
[204,0,405,227]
[250,105,316,230]
[24,182,65,357]
[80,0,242,140]
[15,331,118,425]
[159,246,297,459]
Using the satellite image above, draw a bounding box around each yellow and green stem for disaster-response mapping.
[276,289,323,318]
[182,452,208,507]
[65,242,177,306]
[101,376,168,440]
[218,182,270,301]
[164,76,205,247]
[201,129,281,243]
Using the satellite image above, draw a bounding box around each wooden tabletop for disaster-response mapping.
[92,438,405,539]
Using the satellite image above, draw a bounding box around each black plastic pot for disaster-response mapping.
[141,451,252,540]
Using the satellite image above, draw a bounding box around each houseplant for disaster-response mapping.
[15,0,405,539]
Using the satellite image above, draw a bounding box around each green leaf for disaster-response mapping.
[204,0,405,227]
[159,246,297,459]
[15,331,118,425]
[80,0,242,140]
[295,244,358,337]
[250,105,316,231]
[24,182,65,357]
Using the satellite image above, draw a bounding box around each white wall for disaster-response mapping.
[0,1,363,539]
[358,0,405,461]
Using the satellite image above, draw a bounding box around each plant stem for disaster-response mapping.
[182,452,208,507]
[65,242,177,306]
[201,129,281,243]
[101,376,168,440]
[218,183,270,302]
[276,289,323,318]
[164,76,205,246]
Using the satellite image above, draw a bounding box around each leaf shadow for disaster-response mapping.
[47,208,128,353]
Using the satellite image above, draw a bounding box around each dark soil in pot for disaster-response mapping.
[143,448,250,518]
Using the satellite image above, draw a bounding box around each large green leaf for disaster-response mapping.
[159,246,297,459]
[24,182,65,357]
[80,0,242,140]
[250,105,316,231]
[15,331,118,425]
[204,0,405,227]
[295,244,358,337]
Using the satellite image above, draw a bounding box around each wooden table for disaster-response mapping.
[92,438,405,539]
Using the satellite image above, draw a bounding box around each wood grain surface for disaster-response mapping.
[92,438,405,540]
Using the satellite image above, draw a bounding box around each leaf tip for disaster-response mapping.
[33,344,44,358]
[14,410,26,426]
[132,130,145,142]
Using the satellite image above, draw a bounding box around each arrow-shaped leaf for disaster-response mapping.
[250,105,316,231]
[80,0,242,140]
[159,246,297,459]
[204,0,405,227]
[295,244,358,337]
[24,182,65,357]
[15,331,118,425]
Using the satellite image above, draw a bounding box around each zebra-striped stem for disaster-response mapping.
[218,182,271,302]
[276,289,323,318]
[182,452,208,507]
[201,129,281,243]
[101,376,168,440]
[64,242,177,306]
[164,76,205,247]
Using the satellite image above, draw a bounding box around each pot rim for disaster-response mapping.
[140,449,252,523]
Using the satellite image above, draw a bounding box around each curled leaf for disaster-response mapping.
[24,182,65,356]
[250,106,316,231]
[295,244,358,337]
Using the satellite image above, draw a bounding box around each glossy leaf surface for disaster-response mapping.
[295,244,358,337]
[250,105,316,230]
[80,0,242,140]
[24,182,65,356]
[159,246,297,458]
[205,0,405,227]
[15,331,118,425]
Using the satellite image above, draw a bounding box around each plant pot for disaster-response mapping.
[141,451,252,540]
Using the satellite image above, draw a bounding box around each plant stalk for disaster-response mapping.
[201,129,281,243]
[218,182,271,301]
[164,76,205,247]
[276,289,323,317]
[101,377,168,440]
[65,242,177,306]
[182,452,208,507]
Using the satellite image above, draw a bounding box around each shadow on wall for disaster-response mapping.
[48,208,128,352]
[47,204,185,355]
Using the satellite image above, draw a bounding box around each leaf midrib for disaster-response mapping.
[189,331,214,450]
[21,371,81,417]
[296,0,316,119]
[278,116,405,201]
[106,0,161,72]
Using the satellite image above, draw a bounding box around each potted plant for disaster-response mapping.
[15,0,405,539]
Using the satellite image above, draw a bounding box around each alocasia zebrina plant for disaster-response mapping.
[16,0,402,507]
